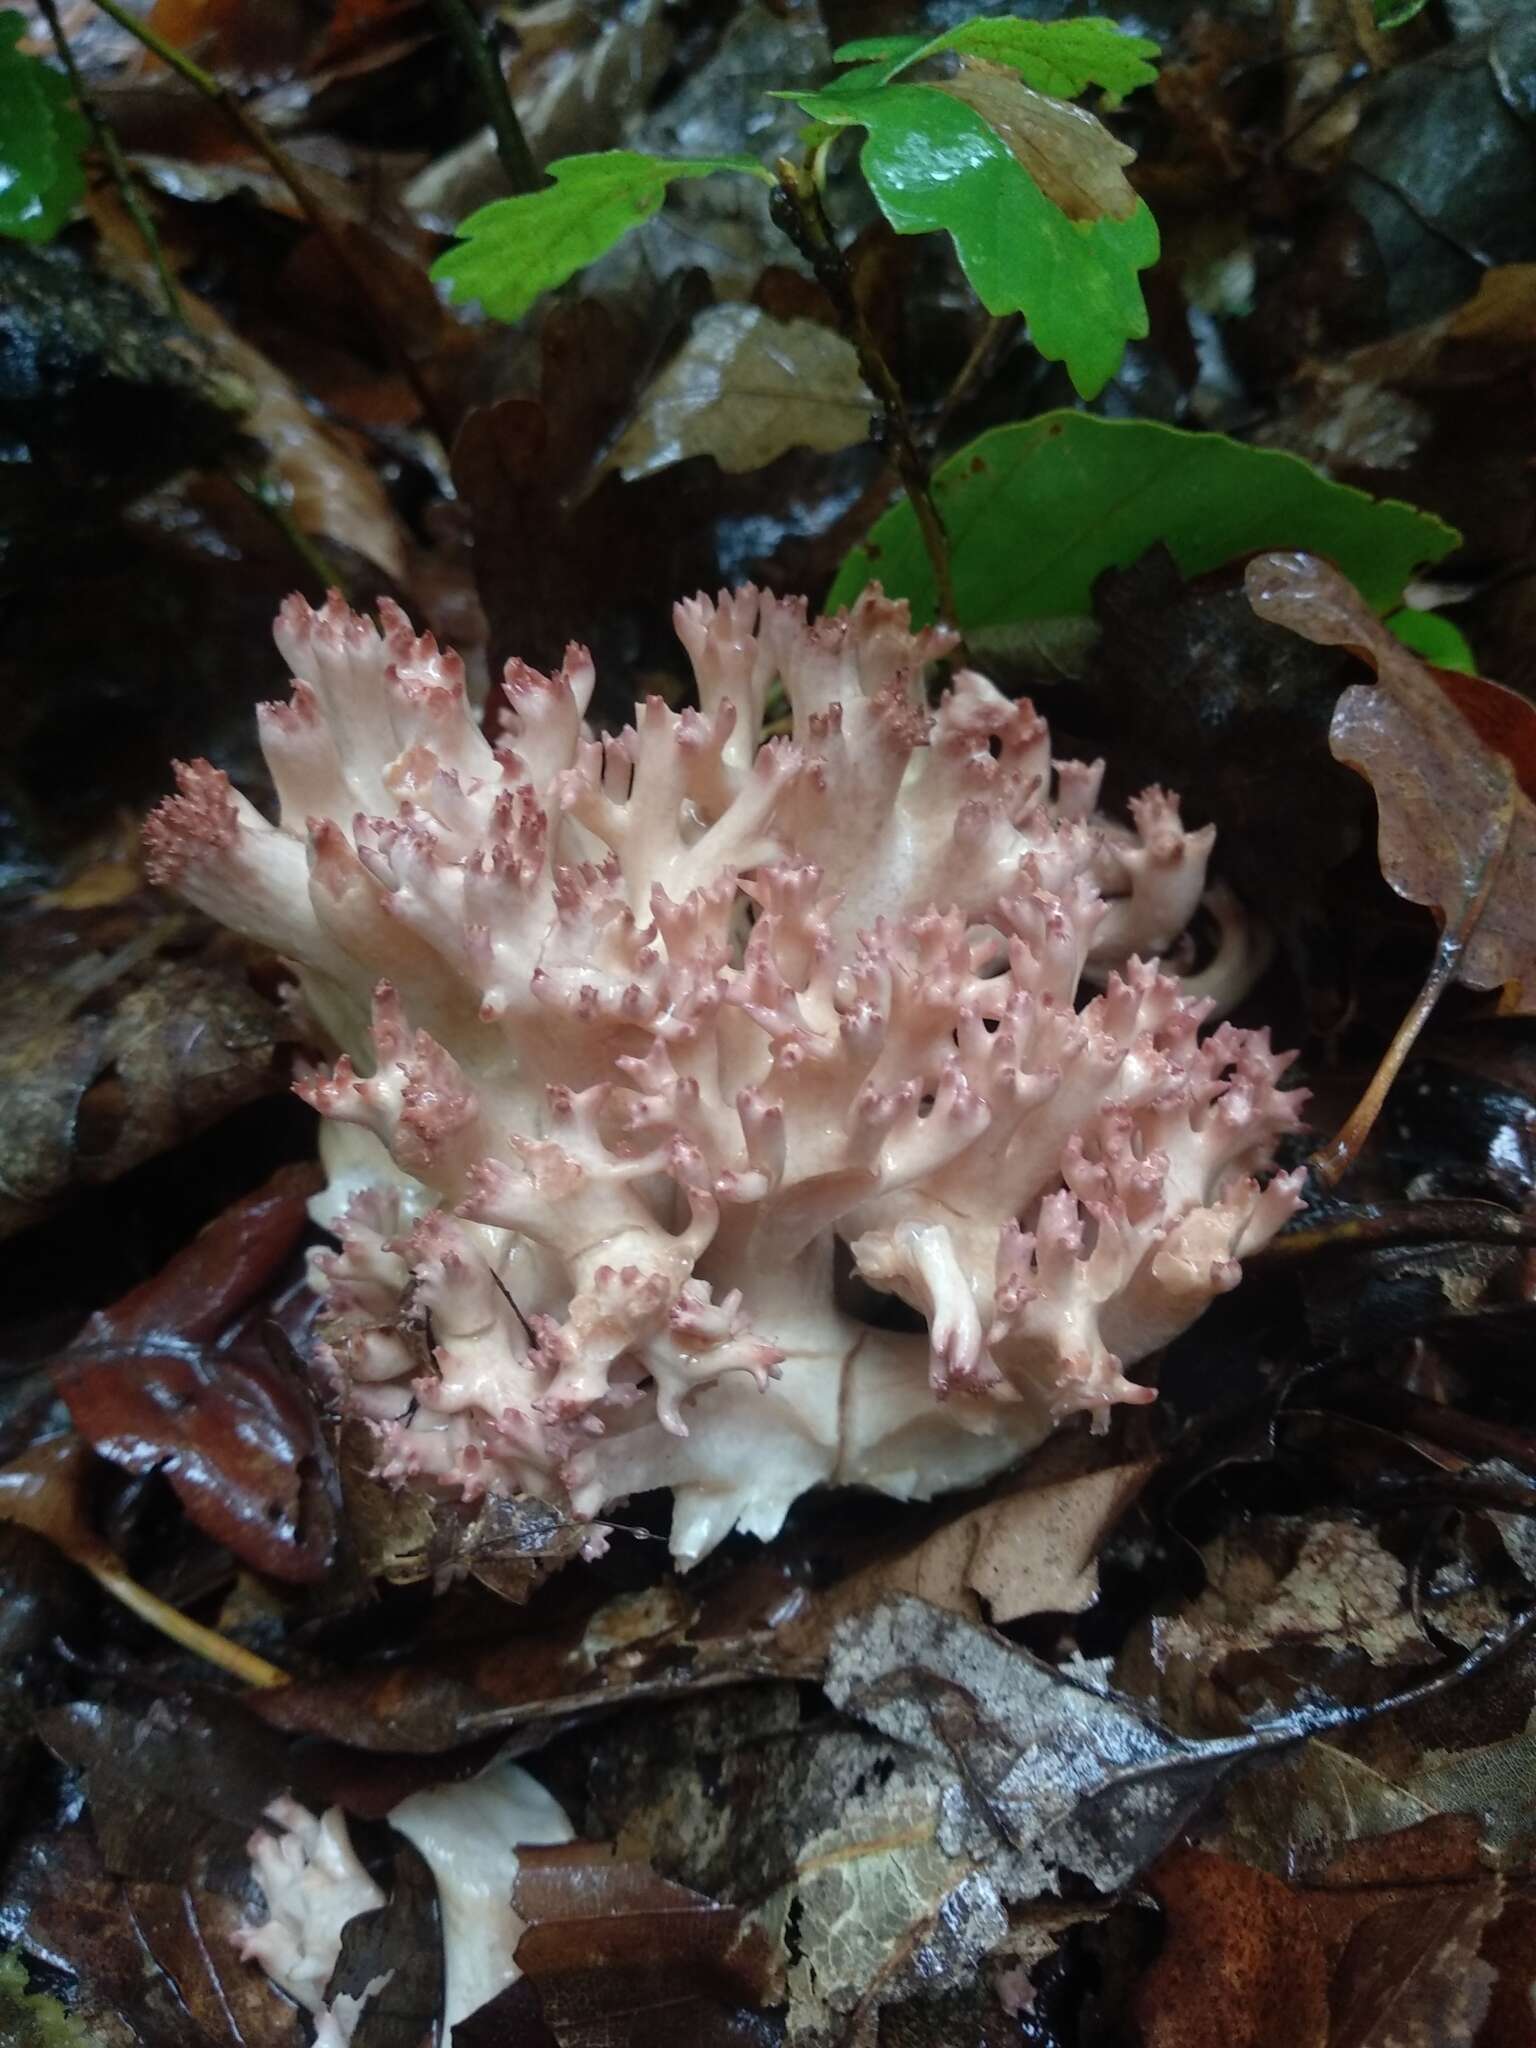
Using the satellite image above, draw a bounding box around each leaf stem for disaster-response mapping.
[230,464,350,601]
[87,0,453,446]
[771,155,961,641]
[429,0,541,197]
[1312,773,1514,1189]
[1311,938,1457,1190]
[88,1556,291,1689]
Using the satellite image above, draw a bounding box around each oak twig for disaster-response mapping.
[771,157,961,641]
[430,0,541,196]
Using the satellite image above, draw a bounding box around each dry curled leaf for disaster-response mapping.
[611,304,872,481]
[1246,551,1536,1005]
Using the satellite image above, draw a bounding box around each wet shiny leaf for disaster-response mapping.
[793,80,1159,399]
[1247,551,1536,1006]
[56,1166,336,1583]
[831,415,1456,628]
[0,13,87,247]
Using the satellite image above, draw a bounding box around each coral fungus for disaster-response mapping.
[146,586,1304,1562]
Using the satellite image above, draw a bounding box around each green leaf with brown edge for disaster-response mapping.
[0,11,87,246]
[830,413,1458,626]
[793,82,1158,398]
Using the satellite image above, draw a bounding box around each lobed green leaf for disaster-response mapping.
[796,82,1158,398]
[840,16,1159,98]
[431,150,768,324]
[1386,607,1475,672]
[0,10,88,246]
[829,412,1459,626]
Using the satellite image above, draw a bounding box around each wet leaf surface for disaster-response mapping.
[1247,551,1536,1005]
[54,1164,337,1583]
[611,303,871,480]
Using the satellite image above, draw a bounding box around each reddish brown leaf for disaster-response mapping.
[1136,1849,1330,2048]
[1434,666,1536,801]
[55,1165,335,1582]
[1246,552,1536,1005]
[1328,1886,1501,2048]
[79,1161,318,1350]
[58,1339,334,1582]
[0,1434,108,1564]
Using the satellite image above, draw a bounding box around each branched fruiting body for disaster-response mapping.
[147,586,1303,1562]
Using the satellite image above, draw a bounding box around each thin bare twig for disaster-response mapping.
[37,0,182,318]
[46,0,347,596]
[88,0,453,446]
[429,0,541,196]
[771,156,962,642]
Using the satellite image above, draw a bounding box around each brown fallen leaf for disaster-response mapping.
[1246,551,1536,1182]
[0,1436,287,1687]
[1136,1848,1330,2048]
[611,304,871,481]
[1328,1886,1501,2048]
[802,1459,1156,1636]
[75,1159,319,1351]
[253,1561,816,1751]
[0,900,293,1240]
[489,1840,777,2048]
[1246,552,1536,1003]
[1481,1896,1536,2048]
[55,1163,337,1585]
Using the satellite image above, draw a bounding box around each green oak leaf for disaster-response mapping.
[1374,0,1431,25]
[795,81,1158,398]
[838,17,1159,98]
[432,150,769,323]
[0,9,88,246]
[830,412,1459,627]
[1386,607,1475,672]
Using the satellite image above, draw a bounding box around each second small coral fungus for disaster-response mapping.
[146,586,1304,1562]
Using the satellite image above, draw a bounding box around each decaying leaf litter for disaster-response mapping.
[5,0,1536,2042]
